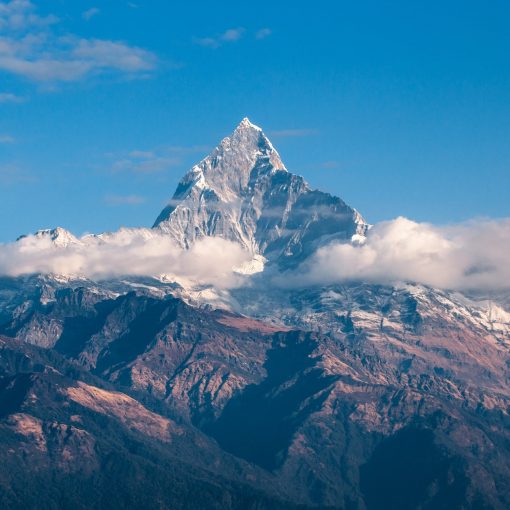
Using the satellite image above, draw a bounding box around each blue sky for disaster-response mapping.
[1,0,509,242]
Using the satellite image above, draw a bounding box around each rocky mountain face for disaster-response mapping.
[153,118,368,269]
[0,119,510,509]
[0,335,305,510]
[2,283,510,509]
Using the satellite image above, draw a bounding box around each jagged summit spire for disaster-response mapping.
[235,117,262,132]
[210,117,285,177]
[220,117,283,171]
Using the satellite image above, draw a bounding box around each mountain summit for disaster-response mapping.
[153,118,368,268]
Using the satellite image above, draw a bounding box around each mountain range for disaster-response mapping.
[0,119,509,510]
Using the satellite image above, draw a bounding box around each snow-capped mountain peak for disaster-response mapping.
[200,116,286,192]
[153,118,368,267]
[31,227,81,248]
[236,116,262,130]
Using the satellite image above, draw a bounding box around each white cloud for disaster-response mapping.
[193,37,219,49]
[0,0,58,31]
[72,39,155,72]
[194,27,245,48]
[255,28,272,40]
[220,28,244,42]
[0,134,15,143]
[82,7,99,21]
[2,216,509,292]
[280,217,510,291]
[0,0,156,82]
[0,92,26,102]
[0,230,250,288]
[195,27,271,46]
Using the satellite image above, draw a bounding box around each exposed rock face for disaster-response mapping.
[153,118,368,268]
[233,282,510,399]
[2,283,510,508]
[0,336,304,510]
[65,381,174,441]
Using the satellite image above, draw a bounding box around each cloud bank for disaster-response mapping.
[0,229,250,288]
[281,217,510,291]
[1,217,509,292]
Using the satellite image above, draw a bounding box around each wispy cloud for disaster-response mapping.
[0,0,58,30]
[269,128,318,138]
[108,145,209,174]
[318,161,339,169]
[221,28,245,42]
[112,153,179,174]
[194,27,245,48]
[82,7,100,21]
[128,150,154,159]
[104,194,145,206]
[0,163,34,184]
[0,134,15,143]
[0,0,157,83]
[0,92,26,103]
[163,144,211,155]
[255,28,272,40]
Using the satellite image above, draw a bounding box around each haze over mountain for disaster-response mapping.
[0,119,509,509]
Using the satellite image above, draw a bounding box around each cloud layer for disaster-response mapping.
[282,217,510,291]
[1,217,509,292]
[0,229,250,288]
